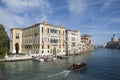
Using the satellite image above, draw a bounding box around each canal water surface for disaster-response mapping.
[0,48,120,80]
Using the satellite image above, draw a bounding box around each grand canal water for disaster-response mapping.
[0,48,120,80]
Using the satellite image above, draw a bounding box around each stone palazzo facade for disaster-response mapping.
[81,34,94,52]
[10,21,93,56]
[65,30,81,55]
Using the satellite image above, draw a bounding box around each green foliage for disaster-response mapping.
[0,53,5,58]
[0,24,9,58]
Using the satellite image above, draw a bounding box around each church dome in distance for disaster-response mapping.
[111,34,118,42]
[118,37,120,41]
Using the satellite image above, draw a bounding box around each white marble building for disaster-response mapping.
[65,30,81,55]
[10,21,66,56]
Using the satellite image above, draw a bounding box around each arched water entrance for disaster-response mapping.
[15,43,19,54]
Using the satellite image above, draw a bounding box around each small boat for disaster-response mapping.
[67,63,87,71]
[44,58,53,61]
[32,56,44,62]
[58,56,69,59]
[44,56,53,61]
[52,57,57,60]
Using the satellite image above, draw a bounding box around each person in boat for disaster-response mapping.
[71,63,78,69]
[73,63,75,67]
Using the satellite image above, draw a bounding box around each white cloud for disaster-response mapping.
[2,0,42,7]
[0,7,49,29]
[0,0,53,37]
[0,8,28,28]
[1,0,51,13]
[87,0,103,6]
[1,0,52,21]
[104,31,120,34]
[67,0,106,15]
[83,25,101,30]
[111,18,120,22]
[0,8,29,37]
[102,0,115,11]
[67,0,87,14]
[81,28,120,36]
[0,0,52,26]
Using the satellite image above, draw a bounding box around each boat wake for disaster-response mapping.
[48,70,71,78]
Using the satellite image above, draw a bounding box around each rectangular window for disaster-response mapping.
[48,45,49,49]
[16,34,19,39]
[50,39,58,43]
[72,42,76,47]
[72,37,75,41]
[50,29,58,33]
[71,33,75,35]
[48,28,49,33]
[38,28,39,32]
[59,30,60,35]
[42,45,44,49]
[42,27,43,33]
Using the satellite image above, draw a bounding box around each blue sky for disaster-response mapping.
[0,0,120,45]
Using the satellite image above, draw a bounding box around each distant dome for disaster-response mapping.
[119,37,120,41]
[111,34,118,42]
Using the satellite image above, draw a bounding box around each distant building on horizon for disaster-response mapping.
[81,34,94,52]
[105,34,120,49]
[118,37,120,42]
[111,34,118,42]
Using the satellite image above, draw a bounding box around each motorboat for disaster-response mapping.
[32,56,44,62]
[44,56,53,61]
[44,58,53,61]
[67,63,87,71]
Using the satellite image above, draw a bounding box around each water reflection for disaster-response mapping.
[4,61,33,73]
[1,49,120,80]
